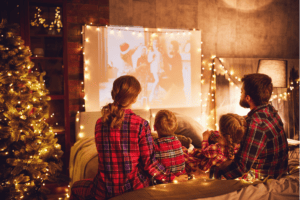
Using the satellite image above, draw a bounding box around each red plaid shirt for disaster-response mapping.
[154,136,186,176]
[199,138,240,171]
[93,109,175,199]
[183,131,239,173]
[213,104,289,180]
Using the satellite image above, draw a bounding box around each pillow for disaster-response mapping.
[151,131,192,149]
[174,112,205,148]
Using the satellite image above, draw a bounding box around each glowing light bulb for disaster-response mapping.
[78,133,84,138]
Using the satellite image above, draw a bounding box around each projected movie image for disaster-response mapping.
[84,26,201,110]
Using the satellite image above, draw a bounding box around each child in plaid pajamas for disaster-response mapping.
[184,114,246,176]
[153,110,186,176]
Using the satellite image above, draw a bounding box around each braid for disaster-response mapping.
[101,103,125,128]
[100,75,141,129]
[219,113,247,160]
[225,134,235,159]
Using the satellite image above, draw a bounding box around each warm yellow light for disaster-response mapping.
[96,27,100,31]
[85,38,89,42]
[76,118,79,122]
[80,125,84,129]
[86,25,90,29]
[78,133,84,138]
[145,28,148,31]
[198,48,201,52]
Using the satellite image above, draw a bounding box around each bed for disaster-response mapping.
[69,108,299,200]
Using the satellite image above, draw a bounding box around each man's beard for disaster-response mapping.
[240,98,250,108]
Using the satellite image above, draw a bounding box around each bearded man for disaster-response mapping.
[210,73,289,180]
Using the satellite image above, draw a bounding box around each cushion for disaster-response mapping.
[174,112,205,148]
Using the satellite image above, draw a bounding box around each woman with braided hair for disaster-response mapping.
[70,75,175,200]
[183,114,247,176]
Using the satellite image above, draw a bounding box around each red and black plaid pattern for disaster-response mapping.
[70,179,98,200]
[89,109,175,199]
[154,136,186,175]
[182,131,240,174]
[215,104,289,179]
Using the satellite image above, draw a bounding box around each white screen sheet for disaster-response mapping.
[83,26,201,111]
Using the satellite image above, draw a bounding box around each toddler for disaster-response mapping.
[184,113,246,175]
[153,110,185,176]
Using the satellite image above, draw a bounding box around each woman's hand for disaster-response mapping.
[202,130,213,141]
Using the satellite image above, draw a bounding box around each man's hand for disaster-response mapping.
[218,159,233,170]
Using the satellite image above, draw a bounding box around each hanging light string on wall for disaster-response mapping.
[31,7,63,32]
[204,56,294,108]
[84,24,200,35]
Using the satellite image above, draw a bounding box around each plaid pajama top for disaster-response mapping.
[214,104,289,180]
[183,131,239,173]
[93,109,175,199]
[199,137,240,171]
[154,136,186,176]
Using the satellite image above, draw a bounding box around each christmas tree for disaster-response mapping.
[0,21,64,199]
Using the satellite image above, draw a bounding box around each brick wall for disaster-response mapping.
[66,0,109,144]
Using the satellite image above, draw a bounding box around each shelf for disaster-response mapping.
[31,57,63,60]
[49,95,65,100]
[31,34,63,38]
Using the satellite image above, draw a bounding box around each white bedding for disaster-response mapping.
[69,136,97,187]
[69,137,299,200]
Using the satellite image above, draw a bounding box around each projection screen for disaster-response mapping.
[83,26,201,111]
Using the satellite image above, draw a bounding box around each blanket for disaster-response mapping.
[110,160,299,200]
[69,136,98,187]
